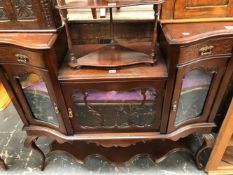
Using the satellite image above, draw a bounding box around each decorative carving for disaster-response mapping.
[40,0,54,28]
[72,88,158,129]
[0,1,8,20]
[199,45,214,56]
[12,0,35,20]
[87,140,150,148]
[50,138,193,165]
[179,39,233,64]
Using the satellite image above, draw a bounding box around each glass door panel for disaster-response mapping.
[175,69,213,125]
[72,88,157,129]
[17,72,59,126]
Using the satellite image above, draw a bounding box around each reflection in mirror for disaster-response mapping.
[175,69,213,125]
[18,72,59,126]
[72,88,157,129]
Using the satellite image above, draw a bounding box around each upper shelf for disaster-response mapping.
[57,0,164,9]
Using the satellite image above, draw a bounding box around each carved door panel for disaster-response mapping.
[174,0,233,19]
[3,65,65,132]
[61,80,165,133]
[0,0,60,30]
[167,57,228,132]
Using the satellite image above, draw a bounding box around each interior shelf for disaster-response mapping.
[69,44,156,68]
[58,42,168,81]
[57,0,164,9]
[56,0,163,69]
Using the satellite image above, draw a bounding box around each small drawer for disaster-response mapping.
[0,46,46,68]
[179,38,233,64]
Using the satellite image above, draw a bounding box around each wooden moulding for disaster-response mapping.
[160,22,233,45]
[0,32,58,50]
[24,123,215,143]
[23,126,215,170]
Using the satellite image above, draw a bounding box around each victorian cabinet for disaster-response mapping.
[0,0,232,172]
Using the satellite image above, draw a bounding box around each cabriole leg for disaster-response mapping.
[195,134,215,169]
[24,136,46,171]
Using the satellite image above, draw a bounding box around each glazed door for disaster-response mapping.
[3,65,65,132]
[168,57,229,132]
[61,80,165,133]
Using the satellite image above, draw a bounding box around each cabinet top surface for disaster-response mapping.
[57,0,164,9]
[0,33,58,49]
[58,43,168,81]
[161,22,233,44]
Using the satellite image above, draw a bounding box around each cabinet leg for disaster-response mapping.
[24,136,45,171]
[195,134,215,170]
[0,158,7,170]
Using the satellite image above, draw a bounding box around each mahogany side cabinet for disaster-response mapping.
[0,6,233,172]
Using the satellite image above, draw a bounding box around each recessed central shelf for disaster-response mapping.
[58,42,168,81]
[69,44,157,68]
[57,0,163,69]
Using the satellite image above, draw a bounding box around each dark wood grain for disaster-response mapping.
[162,22,233,44]
[161,0,233,23]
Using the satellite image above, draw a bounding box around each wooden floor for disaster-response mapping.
[0,81,10,111]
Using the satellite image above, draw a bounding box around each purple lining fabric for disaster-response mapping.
[182,74,212,89]
[24,81,48,93]
[73,90,154,102]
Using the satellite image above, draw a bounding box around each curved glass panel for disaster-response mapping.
[18,72,59,126]
[175,69,213,125]
[72,88,157,129]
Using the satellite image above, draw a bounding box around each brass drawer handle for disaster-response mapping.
[15,54,29,63]
[199,46,214,56]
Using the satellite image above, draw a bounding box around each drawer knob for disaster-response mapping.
[199,46,214,56]
[15,54,29,64]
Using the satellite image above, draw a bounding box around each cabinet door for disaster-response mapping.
[0,0,59,30]
[3,65,62,130]
[174,0,233,19]
[168,58,228,132]
[61,80,165,133]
